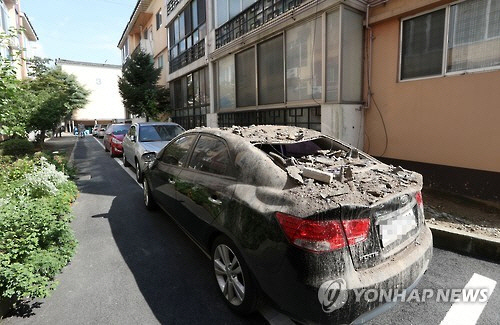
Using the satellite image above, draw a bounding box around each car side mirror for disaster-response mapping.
[130,135,136,142]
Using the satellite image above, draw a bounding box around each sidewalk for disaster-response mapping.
[43,133,78,161]
[423,188,500,262]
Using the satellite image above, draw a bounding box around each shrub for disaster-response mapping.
[1,138,34,157]
[0,155,77,300]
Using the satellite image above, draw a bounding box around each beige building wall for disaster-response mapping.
[118,0,168,85]
[365,1,500,173]
[58,61,126,122]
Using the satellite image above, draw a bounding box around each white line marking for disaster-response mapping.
[440,273,497,325]
[92,135,106,149]
[92,136,142,189]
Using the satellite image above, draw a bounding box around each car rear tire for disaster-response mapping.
[123,154,130,167]
[143,178,156,210]
[212,236,259,315]
[135,160,143,183]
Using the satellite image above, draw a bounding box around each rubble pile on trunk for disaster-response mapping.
[285,151,421,208]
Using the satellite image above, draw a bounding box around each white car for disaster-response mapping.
[122,122,185,182]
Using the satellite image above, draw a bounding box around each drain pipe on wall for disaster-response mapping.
[361,0,388,110]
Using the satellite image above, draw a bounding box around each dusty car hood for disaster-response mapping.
[140,141,170,153]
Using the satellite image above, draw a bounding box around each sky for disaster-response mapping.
[21,0,137,65]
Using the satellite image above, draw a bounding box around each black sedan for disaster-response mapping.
[142,125,433,324]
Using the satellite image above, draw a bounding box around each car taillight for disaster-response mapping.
[343,219,371,246]
[415,191,423,209]
[275,212,370,253]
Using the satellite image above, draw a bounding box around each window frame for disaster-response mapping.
[159,133,198,167]
[399,0,500,82]
[186,134,235,178]
[156,9,162,30]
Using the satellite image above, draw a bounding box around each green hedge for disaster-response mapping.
[1,138,34,157]
[0,155,77,300]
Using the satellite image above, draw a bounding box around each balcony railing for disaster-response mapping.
[169,40,205,73]
[215,0,304,49]
[167,0,180,15]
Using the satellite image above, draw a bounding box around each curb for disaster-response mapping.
[429,224,500,262]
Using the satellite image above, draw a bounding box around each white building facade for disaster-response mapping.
[56,59,127,128]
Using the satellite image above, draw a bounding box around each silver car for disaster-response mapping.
[122,122,185,182]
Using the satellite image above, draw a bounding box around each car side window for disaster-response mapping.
[188,135,230,176]
[161,134,196,166]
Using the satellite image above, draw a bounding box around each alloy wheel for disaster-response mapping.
[135,161,142,182]
[213,244,245,306]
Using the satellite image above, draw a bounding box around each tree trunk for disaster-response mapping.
[145,114,149,122]
[39,130,46,149]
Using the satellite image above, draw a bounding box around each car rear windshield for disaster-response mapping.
[111,125,130,135]
[139,125,184,142]
[254,137,352,159]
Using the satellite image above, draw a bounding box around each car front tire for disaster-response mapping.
[212,236,259,315]
[135,160,143,183]
[123,153,130,167]
[143,178,156,210]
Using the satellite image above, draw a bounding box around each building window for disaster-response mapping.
[215,0,256,28]
[168,0,206,72]
[401,9,445,79]
[236,48,256,107]
[218,107,321,131]
[0,1,8,32]
[156,9,162,30]
[171,67,210,130]
[448,0,500,72]
[157,54,164,69]
[326,10,340,102]
[218,55,235,109]
[286,18,322,102]
[401,0,500,80]
[258,35,284,105]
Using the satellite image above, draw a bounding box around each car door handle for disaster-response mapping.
[208,196,222,205]
[168,178,175,184]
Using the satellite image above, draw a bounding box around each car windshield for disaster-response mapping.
[139,125,184,142]
[111,125,130,135]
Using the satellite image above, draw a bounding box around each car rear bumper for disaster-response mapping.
[260,225,433,324]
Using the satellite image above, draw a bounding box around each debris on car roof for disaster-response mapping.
[196,125,422,211]
[224,125,320,143]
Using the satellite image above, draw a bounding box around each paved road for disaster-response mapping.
[2,136,499,325]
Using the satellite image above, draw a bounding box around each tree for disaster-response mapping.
[118,49,168,121]
[24,67,89,147]
[0,29,34,138]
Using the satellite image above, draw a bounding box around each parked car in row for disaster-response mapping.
[122,122,184,182]
[103,123,131,157]
[92,124,102,137]
[141,125,433,324]
[96,124,108,138]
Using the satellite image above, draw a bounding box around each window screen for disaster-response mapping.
[161,135,196,166]
[326,10,340,101]
[401,9,445,79]
[188,136,230,175]
[448,0,500,72]
[236,47,256,107]
[258,35,284,104]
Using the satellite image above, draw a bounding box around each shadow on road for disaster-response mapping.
[71,137,265,324]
